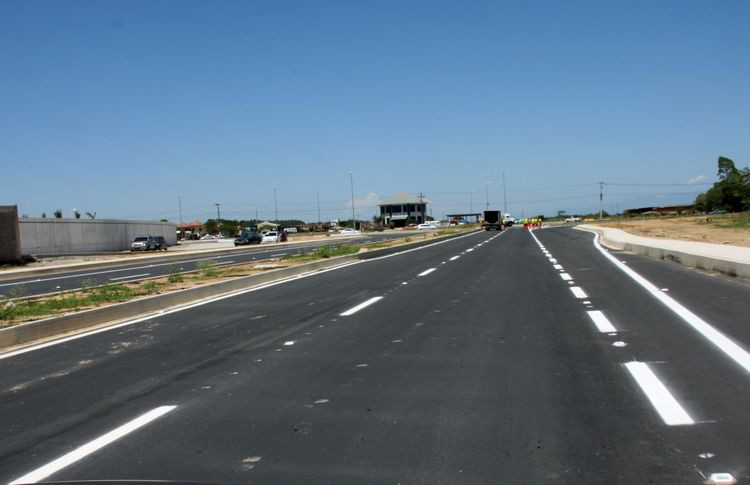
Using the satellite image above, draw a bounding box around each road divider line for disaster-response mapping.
[340,296,383,316]
[8,405,177,484]
[418,268,436,277]
[586,310,617,333]
[560,273,572,281]
[109,273,150,281]
[553,264,563,270]
[449,256,460,261]
[592,234,750,375]
[624,362,694,426]
[214,261,235,266]
[570,286,588,299]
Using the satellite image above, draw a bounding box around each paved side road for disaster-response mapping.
[0,227,747,483]
[0,231,424,298]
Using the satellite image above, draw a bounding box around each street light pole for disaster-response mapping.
[316,189,321,225]
[178,195,184,240]
[469,189,473,216]
[214,203,221,236]
[273,186,278,222]
[349,172,356,230]
[484,181,491,210]
[502,171,507,216]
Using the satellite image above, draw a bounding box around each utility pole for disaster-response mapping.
[178,195,183,240]
[316,189,321,224]
[484,181,491,210]
[599,181,604,220]
[273,186,278,222]
[419,192,424,222]
[349,172,356,230]
[469,189,473,216]
[255,208,258,224]
[214,203,221,236]
[502,171,507,216]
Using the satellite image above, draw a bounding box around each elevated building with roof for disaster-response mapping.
[378,193,428,227]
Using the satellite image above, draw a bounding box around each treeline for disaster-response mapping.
[695,157,750,212]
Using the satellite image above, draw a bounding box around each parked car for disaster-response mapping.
[234,231,262,246]
[565,217,581,223]
[417,221,438,230]
[261,231,281,243]
[152,236,168,250]
[130,235,156,251]
[332,228,361,236]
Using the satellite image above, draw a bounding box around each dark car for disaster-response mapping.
[153,236,168,250]
[234,231,262,246]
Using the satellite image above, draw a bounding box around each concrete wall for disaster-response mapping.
[0,206,22,262]
[19,219,177,255]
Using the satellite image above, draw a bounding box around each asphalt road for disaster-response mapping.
[0,227,748,484]
[0,231,423,298]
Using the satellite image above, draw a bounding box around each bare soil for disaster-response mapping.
[600,214,750,248]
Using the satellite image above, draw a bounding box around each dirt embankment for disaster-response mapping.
[600,214,750,248]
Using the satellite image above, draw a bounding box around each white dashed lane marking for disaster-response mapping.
[340,296,384,316]
[624,362,694,426]
[586,310,617,333]
[418,268,436,277]
[570,286,588,299]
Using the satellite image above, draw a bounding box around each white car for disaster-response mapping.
[261,231,280,243]
[417,222,438,230]
[565,217,581,223]
[332,228,361,236]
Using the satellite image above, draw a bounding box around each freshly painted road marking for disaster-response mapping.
[271,253,286,257]
[553,264,563,270]
[109,273,150,281]
[449,256,460,261]
[466,248,474,252]
[214,260,235,266]
[624,362,694,426]
[587,310,617,333]
[340,296,384,316]
[570,286,588,299]
[591,233,750,375]
[9,405,177,484]
[418,268,436,277]
[559,273,572,281]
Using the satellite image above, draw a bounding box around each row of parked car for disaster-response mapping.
[234,230,288,246]
[130,235,169,251]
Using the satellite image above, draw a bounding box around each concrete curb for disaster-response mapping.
[0,229,478,351]
[576,226,750,279]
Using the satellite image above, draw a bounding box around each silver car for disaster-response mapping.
[130,235,156,251]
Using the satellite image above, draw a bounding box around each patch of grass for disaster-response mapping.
[167,264,184,283]
[710,212,750,229]
[283,244,359,261]
[196,260,218,277]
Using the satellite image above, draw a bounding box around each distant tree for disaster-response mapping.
[41,212,47,218]
[73,209,81,219]
[86,212,96,219]
[53,209,62,218]
[556,210,567,218]
[695,156,750,212]
[160,218,168,222]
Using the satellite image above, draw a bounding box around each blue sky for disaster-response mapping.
[2,0,748,221]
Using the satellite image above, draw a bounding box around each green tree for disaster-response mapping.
[695,156,750,212]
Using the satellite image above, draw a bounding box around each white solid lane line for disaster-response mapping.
[586,310,617,333]
[623,362,694,426]
[214,260,235,266]
[8,405,177,484]
[449,256,460,261]
[570,286,588,299]
[340,296,384,316]
[109,273,150,281]
[592,233,750,375]
[418,268,436,277]
[559,273,572,281]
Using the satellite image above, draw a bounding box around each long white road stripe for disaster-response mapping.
[624,362,694,426]
[418,268,436,277]
[109,273,150,281]
[586,310,617,333]
[340,296,383,316]
[9,405,177,484]
[592,233,750,374]
[449,256,460,261]
[559,273,572,281]
[570,286,588,299]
